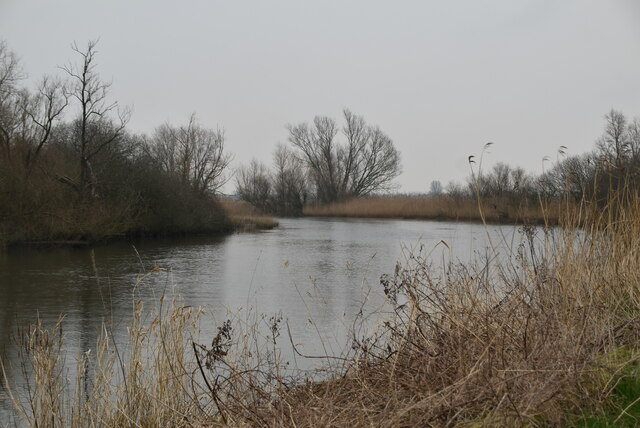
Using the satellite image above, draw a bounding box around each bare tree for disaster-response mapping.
[148,123,177,174]
[509,166,530,195]
[627,117,640,161]
[272,144,307,215]
[445,180,467,199]
[428,180,443,197]
[287,109,401,203]
[22,77,69,174]
[61,40,129,199]
[235,159,272,212]
[0,42,68,177]
[0,41,21,92]
[597,109,628,168]
[149,114,231,195]
[0,41,25,159]
[487,162,512,197]
[181,115,230,195]
[342,110,401,197]
[287,116,339,203]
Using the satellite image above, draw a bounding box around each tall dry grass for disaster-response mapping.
[3,270,299,427]
[303,195,567,225]
[219,199,278,231]
[5,193,640,427]
[4,295,212,427]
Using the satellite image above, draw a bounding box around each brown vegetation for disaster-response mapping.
[219,199,278,231]
[0,41,233,247]
[303,195,567,225]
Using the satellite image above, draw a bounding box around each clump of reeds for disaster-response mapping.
[219,199,279,231]
[303,195,566,225]
[3,283,218,427]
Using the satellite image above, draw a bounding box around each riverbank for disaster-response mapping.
[1,208,232,250]
[303,195,566,225]
[1,199,278,250]
[6,196,639,427]
[219,199,279,231]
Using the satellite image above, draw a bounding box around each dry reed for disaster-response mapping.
[304,195,567,225]
[4,293,214,427]
[219,199,278,231]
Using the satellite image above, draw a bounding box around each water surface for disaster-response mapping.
[0,217,522,424]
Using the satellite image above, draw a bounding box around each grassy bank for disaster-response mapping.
[303,195,566,225]
[4,195,640,427]
[219,199,279,231]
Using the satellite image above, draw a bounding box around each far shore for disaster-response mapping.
[3,196,561,250]
[2,200,278,250]
[218,199,279,231]
[302,195,566,226]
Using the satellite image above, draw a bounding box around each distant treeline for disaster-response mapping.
[0,40,406,245]
[456,108,640,204]
[0,41,232,245]
[236,109,402,216]
[237,108,640,220]
[3,39,638,245]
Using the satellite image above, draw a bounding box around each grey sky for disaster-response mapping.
[1,0,639,193]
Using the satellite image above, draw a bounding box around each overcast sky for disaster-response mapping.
[1,0,639,193]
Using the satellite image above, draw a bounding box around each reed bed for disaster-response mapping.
[5,297,210,427]
[4,195,640,427]
[303,195,566,225]
[219,199,278,231]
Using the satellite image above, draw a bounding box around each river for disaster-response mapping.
[0,217,523,424]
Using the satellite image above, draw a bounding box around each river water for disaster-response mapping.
[0,217,522,424]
